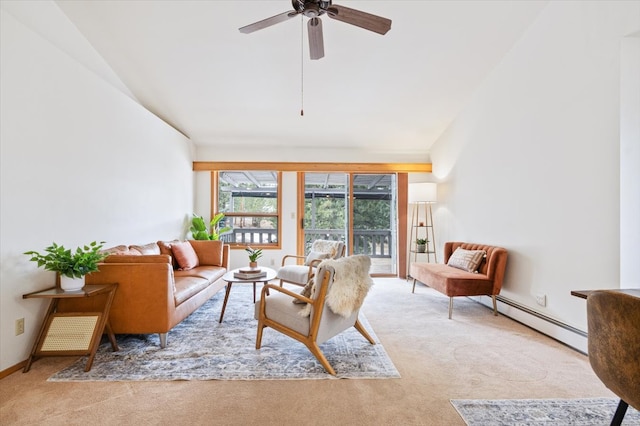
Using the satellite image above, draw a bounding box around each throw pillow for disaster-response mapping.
[110,249,140,256]
[157,240,180,269]
[188,240,223,266]
[447,248,486,273]
[100,245,129,255]
[305,251,330,266]
[293,276,316,304]
[171,241,200,270]
[129,242,161,255]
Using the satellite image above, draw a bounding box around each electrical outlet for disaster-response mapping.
[15,318,24,335]
[535,294,547,307]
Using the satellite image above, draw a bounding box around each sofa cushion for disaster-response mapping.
[410,263,493,297]
[171,241,200,270]
[101,245,129,255]
[103,254,170,264]
[112,249,141,256]
[188,240,223,266]
[129,242,161,255]
[174,275,210,306]
[447,248,486,273]
[174,265,225,283]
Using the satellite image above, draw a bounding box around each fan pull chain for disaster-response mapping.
[300,15,304,116]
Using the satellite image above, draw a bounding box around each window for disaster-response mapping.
[217,171,281,248]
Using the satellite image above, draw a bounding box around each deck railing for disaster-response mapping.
[222,228,392,258]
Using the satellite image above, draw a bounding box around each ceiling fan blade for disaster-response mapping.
[327,5,392,35]
[308,17,325,60]
[239,10,299,34]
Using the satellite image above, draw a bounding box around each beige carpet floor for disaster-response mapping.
[0,278,614,425]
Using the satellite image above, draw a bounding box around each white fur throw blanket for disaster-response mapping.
[312,240,342,258]
[300,255,373,318]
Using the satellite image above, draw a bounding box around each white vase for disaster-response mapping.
[60,275,85,292]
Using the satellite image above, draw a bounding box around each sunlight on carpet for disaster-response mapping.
[48,285,400,381]
[451,397,640,426]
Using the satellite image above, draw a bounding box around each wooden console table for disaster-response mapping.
[571,288,640,299]
[22,283,118,372]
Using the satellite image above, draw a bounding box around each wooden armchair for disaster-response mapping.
[255,255,374,375]
[587,290,640,426]
[276,239,346,287]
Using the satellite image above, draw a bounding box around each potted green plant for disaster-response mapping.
[24,241,107,291]
[416,238,428,253]
[190,213,232,241]
[245,246,263,268]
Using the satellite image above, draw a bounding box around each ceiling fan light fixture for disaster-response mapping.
[303,4,321,18]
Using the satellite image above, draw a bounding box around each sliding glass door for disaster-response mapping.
[302,173,397,275]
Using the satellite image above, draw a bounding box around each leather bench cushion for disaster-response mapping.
[410,263,493,297]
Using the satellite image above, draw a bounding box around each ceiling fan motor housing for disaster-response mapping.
[293,0,332,16]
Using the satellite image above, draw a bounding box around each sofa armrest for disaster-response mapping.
[485,248,508,292]
[282,254,305,266]
[84,262,175,333]
[222,244,229,269]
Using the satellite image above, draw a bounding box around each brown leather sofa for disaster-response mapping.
[410,242,508,319]
[63,240,229,347]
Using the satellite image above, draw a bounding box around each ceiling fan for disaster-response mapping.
[239,0,392,60]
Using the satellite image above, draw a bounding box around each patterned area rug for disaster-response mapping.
[451,398,640,426]
[49,284,400,381]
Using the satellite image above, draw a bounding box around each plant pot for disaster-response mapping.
[417,245,426,253]
[249,261,258,269]
[60,276,85,292]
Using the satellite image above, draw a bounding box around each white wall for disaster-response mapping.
[620,34,640,288]
[429,0,640,350]
[0,5,194,371]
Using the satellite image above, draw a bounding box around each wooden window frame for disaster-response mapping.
[213,171,282,250]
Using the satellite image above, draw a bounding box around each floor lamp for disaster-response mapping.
[408,183,437,276]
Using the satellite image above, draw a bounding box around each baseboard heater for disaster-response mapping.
[472,295,588,354]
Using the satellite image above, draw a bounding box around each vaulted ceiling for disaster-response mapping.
[55,0,547,154]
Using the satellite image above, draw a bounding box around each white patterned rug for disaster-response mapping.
[451,398,640,426]
[48,284,400,381]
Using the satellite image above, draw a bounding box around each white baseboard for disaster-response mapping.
[472,295,588,354]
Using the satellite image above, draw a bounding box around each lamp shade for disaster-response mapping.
[408,182,437,203]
